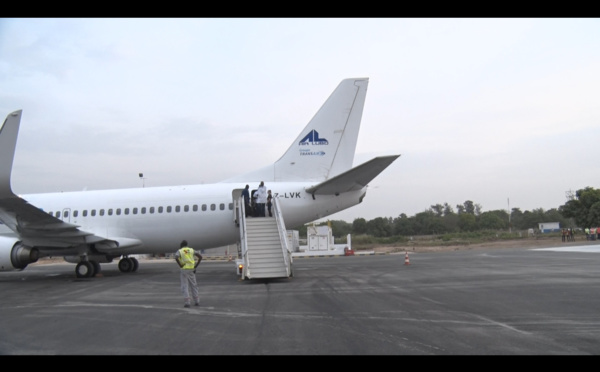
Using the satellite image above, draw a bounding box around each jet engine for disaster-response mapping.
[0,237,39,271]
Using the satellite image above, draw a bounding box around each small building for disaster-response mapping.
[307,225,334,252]
[538,222,560,233]
[296,224,352,255]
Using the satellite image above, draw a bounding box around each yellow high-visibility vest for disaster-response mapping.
[178,247,196,269]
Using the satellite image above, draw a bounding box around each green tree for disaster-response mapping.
[588,203,600,227]
[463,200,476,215]
[366,217,393,237]
[352,218,367,234]
[442,211,459,233]
[520,210,540,229]
[478,210,508,230]
[430,204,444,217]
[443,203,454,216]
[329,220,352,238]
[393,214,415,236]
[413,210,443,235]
[543,208,570,228]
[510,208,524,230]
[458,213,477,231]
[559,187,600,228]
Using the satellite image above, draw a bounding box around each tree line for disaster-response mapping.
[292,186,600,239]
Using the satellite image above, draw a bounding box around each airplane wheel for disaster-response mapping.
[118,257,134,273]
[91,261,101,276]
[130,257,139,272]
[76,261,95,278]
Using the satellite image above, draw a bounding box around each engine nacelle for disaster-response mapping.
[0,237,39,271]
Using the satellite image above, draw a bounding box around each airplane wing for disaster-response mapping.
[305,155,400,196]
[0,110,115,248]
[0,196,106,247]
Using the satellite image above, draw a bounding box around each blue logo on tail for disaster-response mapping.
[299,130,328,146]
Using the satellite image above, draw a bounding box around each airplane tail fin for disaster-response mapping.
[0,110,22,197]
[223,78,369,183]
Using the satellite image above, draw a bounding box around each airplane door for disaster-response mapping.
[231,188,243,203]
[62,208,71,223]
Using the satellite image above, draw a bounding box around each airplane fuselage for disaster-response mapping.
[19,182,366,255]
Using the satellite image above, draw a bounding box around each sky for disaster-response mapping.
[0,18,599,223]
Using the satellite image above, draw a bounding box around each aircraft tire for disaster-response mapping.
[118,257,134,273]
[130,257,139,272]
[75,261,95,278]
[91,261,101,276]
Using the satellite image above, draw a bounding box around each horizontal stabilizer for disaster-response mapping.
[305,155,400,195]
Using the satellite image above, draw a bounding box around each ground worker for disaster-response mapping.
[175,240,202,308]
[585,227,590,240]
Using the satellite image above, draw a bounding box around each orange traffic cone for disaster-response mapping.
[404,252,410,265]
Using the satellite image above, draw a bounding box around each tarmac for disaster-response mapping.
[1,243,600,355]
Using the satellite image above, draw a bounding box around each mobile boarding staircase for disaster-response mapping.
[234,195,293,280]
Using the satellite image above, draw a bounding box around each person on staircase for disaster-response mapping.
[256,181,268,217]
[267,189,273,217]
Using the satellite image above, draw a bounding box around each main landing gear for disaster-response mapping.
[75,260,100,278]
[74,256,139,278]
[117,256,139,273]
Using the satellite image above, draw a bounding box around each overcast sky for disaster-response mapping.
[1,18,599,223]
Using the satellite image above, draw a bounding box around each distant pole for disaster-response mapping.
[139,173,146,188]
[508,197,511,233]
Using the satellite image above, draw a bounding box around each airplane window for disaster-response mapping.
[133,207,138,214]
[100,209,105,216]
[73,210,78,217]
[158,206,163,213]
[211,204,216,211]
[184,205,189,212]
[91,210,96,216]
[202,204,207,211]
[83,210,88,217]
[175,205,181,212]
[116,208,121,215]
[167,206,172,213]
[56,211,61,218]
[149,207,155,214]
[124,208,129,215]
[108,209,113,216]
[193,204,198,212]
[141,207,146,214]
[229,203,233,210]
[219,203,224,210]
[64,211,69,218]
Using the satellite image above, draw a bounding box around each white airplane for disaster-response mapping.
[0,77,400,278]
